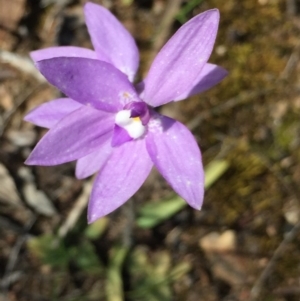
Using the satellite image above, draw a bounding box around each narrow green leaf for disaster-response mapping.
[121,0,133,5]
[168,261,191,281]
[176,0,205,23]
[137,159,229,228]
[137,196,186,228]
[84,217,109,240]
[106,245,129,301]
[204,159,230,189]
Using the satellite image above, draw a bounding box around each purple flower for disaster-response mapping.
[25,2,227,223]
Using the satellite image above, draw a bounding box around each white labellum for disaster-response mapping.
[115,110,145,139]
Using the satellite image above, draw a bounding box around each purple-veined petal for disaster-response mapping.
[146,115,204,209]
[30,46,98,63]
[24,98,82,129]
[36,58,139,112]
[88,139,153,223]
[84,2,139,81]
[143,9,220,106]
[75,139,113,179]
[174,64,228,101]
[25,106,114,166]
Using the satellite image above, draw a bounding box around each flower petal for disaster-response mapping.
[84,2,139,81]
[30,46,98,63]
[174,64,228,101]
[75,139,113,179]
[146,115,204,209]
[25,106,114,166]
[88,139,153,223]
[143,9,220,106]
[36,57,139,112]
[24,98,82,129]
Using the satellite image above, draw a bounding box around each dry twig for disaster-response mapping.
[57,181,92,239]
[145,0,183,71]
[250,221,300,300]
[0,50,46,83]
[1,216,36,293]
[0,84,46,137]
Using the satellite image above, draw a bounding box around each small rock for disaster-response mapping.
[283,198,299,225]
[199,230,249,286]
[199,230,237,252]
[6,129,36,147]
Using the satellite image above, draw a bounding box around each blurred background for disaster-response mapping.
[1,0,300,300]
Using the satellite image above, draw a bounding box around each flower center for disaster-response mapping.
[112,102,150,147]
[123,101,150,125]
[115,109,145,139]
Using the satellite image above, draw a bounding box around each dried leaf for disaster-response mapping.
[23,183,56,216]
[0,163,22,207]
